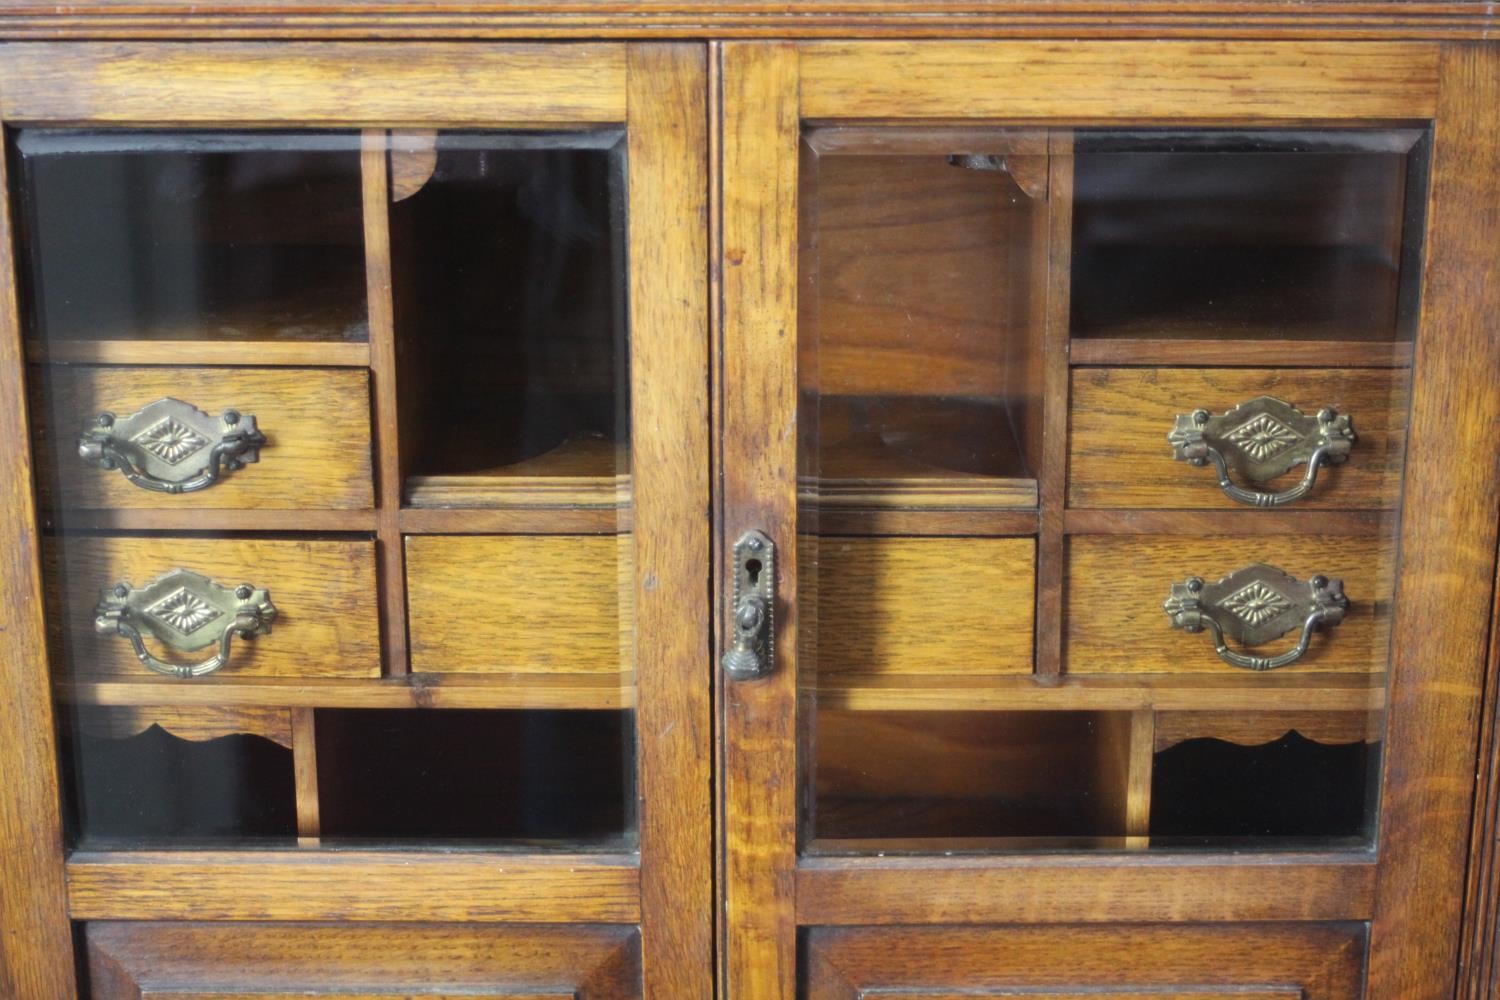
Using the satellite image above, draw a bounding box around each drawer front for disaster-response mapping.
[84,922,639,999]
[805,924,1363,999]
[32,366,373,510]
[1068,368,1408,510]
[1066,535,1394,674]
[406,535,633,675]
[803,536,1036,677]
[48,536,380,679]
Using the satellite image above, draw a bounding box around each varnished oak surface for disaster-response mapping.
[803,923,1364,999]
[1068,367,1410,510]
[31,366,374,511]
[0,42,628,123]
[804,536,1034,676]
[26,338,370,367]
[84,922,640,999]
[47,536,381,678]
[1067,534,1395,674]
[405,535,632,676]
[67,851,641,923]
[0,3,1492,40]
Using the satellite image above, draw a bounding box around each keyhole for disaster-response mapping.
[745,558,762,585]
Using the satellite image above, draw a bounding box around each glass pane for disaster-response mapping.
[797,127,1422,855]
[18,128,634,852]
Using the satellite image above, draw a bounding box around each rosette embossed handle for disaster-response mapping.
[78,397,265,494]
[1163,563,1348,671]
[1167,395,1355,508]
[94,569,276,678]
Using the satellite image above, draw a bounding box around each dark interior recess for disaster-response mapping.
[1150,730,1378,845]
[1070,129,1428,342]
[314,708,636,847]
[64,724,297,846]
[808,709,1128,849]
[390,131,629,486]
[10,130,368,343]
[799,140,1045,484]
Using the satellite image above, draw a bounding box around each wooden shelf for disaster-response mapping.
[1068,337,1414,368]
[811,672,1385,714]
[404,434,631,515]
[27,338,371,368]
[57,672,636,711]
[44,508,378,533]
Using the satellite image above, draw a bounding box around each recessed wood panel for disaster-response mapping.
[804,536,1034,677]
[1066,535,1394,674]
[83,922,639,999]
[405,535,632,675]
[1068,368,1409,510]
[804,923,1363,999]
[31,367,373,511]
[47,536,380,679]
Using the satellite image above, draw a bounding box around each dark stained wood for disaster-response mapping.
[803,923,1364,999]
[0,137,83,1000]
[626,42,714,1000]
[1034,133,1072,680]
[719,40,801,1000]
[1069,337,1415,368]
[0,3,1493,42]
[1369,40,1500,1000]
[84,922,640,999]
[363,130,410,679]
[67,851,642,923]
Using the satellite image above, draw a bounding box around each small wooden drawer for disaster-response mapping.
[803,536,1035,677]
[31,366,373,510]
[406,535,633,675]
[83,922,640,999]
[1068,367,1409,510]
[804,923,1364,998]
[47,536,380,679]
[1065,534,1394,675]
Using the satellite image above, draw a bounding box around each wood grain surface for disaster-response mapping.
[1068,367,1410,510]
[67,851,641,923]
[803,922,1364,998]
[31,366,373,511]
[799,41,1439,120]
[0,138,77,999]
[74,704,294,748]
[405,535,632,675]
[1368,41,1500,1000]
[803,536,1034,676]
[1066,534,1395,674]
[84,921,639,999]
[1155,708,1381,751]
[48,536,380,678]
[25,338,370,367]
[0,42,628,123]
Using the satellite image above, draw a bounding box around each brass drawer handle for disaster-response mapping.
[1167,395,1355,508]
[1163,563,1348,671]
[78,397,266,495]
[722,530,775,681]
[94,569,276,678]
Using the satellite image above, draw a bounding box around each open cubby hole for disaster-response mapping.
[389,132,629,506]
[1070,129,1429,343]
[10,130,368,345]
[798,132,1046,494]
[314,708,635,848]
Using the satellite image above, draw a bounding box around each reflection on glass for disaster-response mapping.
[11,130,368,343]
[797,127,1419,855]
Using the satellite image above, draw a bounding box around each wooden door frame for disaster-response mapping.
[715,38,1500,1000]
[0,40,713,1000]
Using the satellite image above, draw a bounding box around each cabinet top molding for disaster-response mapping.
[0,1,1493,42]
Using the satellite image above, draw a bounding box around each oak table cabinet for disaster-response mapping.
[0,8,1498,1000]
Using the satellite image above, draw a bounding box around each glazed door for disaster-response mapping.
[0,42,711,999]
[716,40,1500,1000]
